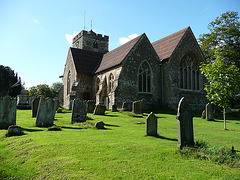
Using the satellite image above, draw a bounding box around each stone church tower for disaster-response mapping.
[72,30,109,53]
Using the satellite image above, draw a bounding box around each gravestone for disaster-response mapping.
[71,98,88,123]
[35,98,57,127]
[7,125,23,136]
[31,97,40,118]
[206,103,214,121]
[176,97,194,149]
[17,95,28,105]
[132,100,143,114]
[93,104,106,115]
[95,121,105,129]
[87,100,95,113]
[201,110,206,119]
[28,96,36,106]
[122,102,128,111]
[112,105,117,112]
[146,112,158,136]
[0,96,17,129]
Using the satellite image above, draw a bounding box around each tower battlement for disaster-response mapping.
[72,30,109,53]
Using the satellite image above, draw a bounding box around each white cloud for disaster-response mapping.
[65,31,79,44]
[119,33,138,45]
[32,18,40,24]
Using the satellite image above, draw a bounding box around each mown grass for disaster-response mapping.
[0,109,239,179]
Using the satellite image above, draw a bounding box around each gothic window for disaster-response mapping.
[138,61,151,93]
[67,71,71,95]
[108,73,114,93]
[179,54,200,91]
[96,78,100,93]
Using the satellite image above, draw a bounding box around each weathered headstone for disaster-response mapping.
[28,96,36,106]
[176,97,194,149]
[7,125,23,136]
[0,96,17,129]
[71,98,88,123]
[95,121,105,129]
[132,100,143,114]
[31,97,40,118]
[201,110,206,119]
[206,103,214,121]
[17,95,28,105]
[146,112,158,136]
[122,102,128,111]
[112,104,117,112]
[35,98,57,127]
[87,100,95,113]
[93,104,106,115]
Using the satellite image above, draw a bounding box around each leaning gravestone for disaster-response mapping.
[0,96,17,129]
[176,97,194,149]
[206,103,214,121]
[146,112,158,136]
[122,102,128,111]
[31,97,40,118]
[132,100,143,114]
[28,96,36,107]
[35,98,57,127]
[87,100,95,113]
[71,98,88,123]
[93,104,106,115]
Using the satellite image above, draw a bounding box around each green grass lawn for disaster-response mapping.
[0,109,239,179]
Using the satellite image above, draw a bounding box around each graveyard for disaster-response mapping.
[0,102,240,179]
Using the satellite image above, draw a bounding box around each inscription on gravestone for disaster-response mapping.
[176,97,194,149]
[0,96,17,129]
[71,98,88,123]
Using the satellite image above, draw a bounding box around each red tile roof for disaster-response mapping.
[152,27,189,60]
[70,48,103,75]
[94,34,144,73]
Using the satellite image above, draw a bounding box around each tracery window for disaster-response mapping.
[138,61,151,92]
[108,73,114,93]
[96,78,100,93]
[67,71,71,95]
[179,54,200,90]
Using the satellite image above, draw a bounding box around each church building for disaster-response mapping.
[62,27,207,110]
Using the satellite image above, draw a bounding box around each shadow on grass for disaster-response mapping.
[104,114,119,117]
[60,126,83,130]
[22,128,44,132]
[155,134,178,142]
[104,123,120,127]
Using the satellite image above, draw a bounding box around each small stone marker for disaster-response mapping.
[206,103,214,121]
[7,125,24,136]
[95,121,105,129]
[201,110,206,119]
[93,104,106,115]
[87,100,95,113]
[71,98,88,123]
[132,100,143,114]
[35,98,57,127]
[176,97,194,149]
[146,112,158,136]
[122,102,128,111]
[112,104,117,112]
[0,96,17,129]
[31,97,40,118]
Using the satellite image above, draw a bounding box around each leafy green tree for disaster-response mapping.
[51,82,63,97]
[199,11,240,69]
[0,65,21,97]
[29,84,54,98]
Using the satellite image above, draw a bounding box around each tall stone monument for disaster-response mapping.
[176,97,194,149]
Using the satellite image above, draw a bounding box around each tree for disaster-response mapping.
[199,11,240,68]
[51,82,63,97]
[0,65,21,98]
[199,11,240,129]
[29,84,54,98]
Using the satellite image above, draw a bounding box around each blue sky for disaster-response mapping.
[0,0,239,88]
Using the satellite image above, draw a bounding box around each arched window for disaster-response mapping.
[67,71,71,95]
[108,73,114,93]
[180,54,200,91]
[138,62,151,92]
[96,78,100,93]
